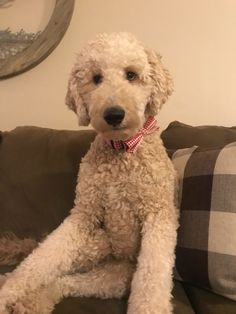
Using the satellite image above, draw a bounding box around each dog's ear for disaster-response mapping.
[145,49,174,116]
[65,69,90,126]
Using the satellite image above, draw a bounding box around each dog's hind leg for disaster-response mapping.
[57,260,135,300]
[0,212,111,313]
[9,261,134,314]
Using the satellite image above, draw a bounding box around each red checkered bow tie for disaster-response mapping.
[107,116,159,153]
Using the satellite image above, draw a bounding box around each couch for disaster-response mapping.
[0,122,236,314]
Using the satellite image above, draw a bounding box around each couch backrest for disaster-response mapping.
[0,126,96,240]
[2,121,236,240]
[161,121,236,149]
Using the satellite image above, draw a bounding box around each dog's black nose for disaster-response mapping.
[103,106,125,126]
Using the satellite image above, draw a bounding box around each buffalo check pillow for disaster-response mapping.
[172,141,236,300]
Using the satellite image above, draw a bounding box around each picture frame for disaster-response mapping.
[0,0,75,79]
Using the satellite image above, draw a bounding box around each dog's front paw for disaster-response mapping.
[0,295,35,314]
[7,300,48,314]
[127,300,173,314]
[5,284,60,314]
[0,302,12,314]
[0,301,27,314]
[6,302,27,314]
[128,307,172,314]
[6,296,54,314]
[6,300,46,314]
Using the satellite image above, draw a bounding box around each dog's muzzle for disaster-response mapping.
[103,106,125,126]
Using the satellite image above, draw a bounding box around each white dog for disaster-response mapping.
[0,32,178,314]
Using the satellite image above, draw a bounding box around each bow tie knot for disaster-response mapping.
[107,116,158,153]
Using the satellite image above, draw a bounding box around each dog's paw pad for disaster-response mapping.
[7,302,29,314]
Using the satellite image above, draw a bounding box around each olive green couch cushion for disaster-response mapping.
[161,121,236,149]
[0,126,96,240]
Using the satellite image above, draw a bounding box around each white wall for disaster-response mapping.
[1,0,236,131]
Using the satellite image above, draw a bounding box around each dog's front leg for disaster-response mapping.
[127,208,178,314]
[0,209,110,313]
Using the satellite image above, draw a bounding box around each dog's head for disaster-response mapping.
[66,32,173,140]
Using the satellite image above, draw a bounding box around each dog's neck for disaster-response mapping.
[105,116,158,153]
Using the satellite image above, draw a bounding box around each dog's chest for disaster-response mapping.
[87,144,161,260]
[99,162,145,260]
[102,203,141,261]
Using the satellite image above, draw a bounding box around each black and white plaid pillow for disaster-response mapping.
[172,142,236,300]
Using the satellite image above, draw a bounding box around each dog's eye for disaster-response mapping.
[126,71,137,81]
[93,74,103,85]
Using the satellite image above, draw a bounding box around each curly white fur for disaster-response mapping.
[0,32,178,314]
